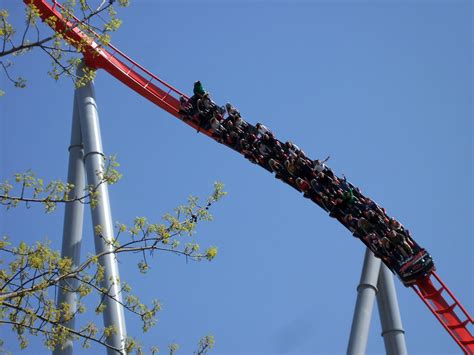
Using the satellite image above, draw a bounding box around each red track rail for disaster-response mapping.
[413,273,474,354]
[25,1,474,353]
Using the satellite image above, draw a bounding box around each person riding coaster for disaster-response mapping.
[285,141,305,157]
[269,158,291,180]
[295,177,311,196]
[255,123,274,139]
[187,81,224,130]
[225,102,241,120]
[209,113,225,137]
[179,96,193,119]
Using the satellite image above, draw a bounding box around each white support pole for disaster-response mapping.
[76,65,127,354]
[347,248,382,355]
[377,264,408,355]
[53,92,86,355]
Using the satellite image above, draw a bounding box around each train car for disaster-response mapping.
[396,249,435,285]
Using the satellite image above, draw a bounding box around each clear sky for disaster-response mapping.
[1,0,472,354]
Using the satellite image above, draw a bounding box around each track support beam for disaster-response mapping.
[54,64,127,354]
[53,91,86,355]
[347,249,408,354]
[377,263,408,354]
[347,249,382,354]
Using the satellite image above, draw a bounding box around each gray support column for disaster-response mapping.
[347,249,382,355]
[76,67,127,354]
[53,93,86,355]
[377,264,407,355]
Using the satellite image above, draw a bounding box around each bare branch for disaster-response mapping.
[0,61,25,87]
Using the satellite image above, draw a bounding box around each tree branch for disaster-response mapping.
[0,307,123,354]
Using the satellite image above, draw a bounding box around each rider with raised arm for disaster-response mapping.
[312,156,330,175]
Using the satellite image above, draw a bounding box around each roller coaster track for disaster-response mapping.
[25,1,474,353]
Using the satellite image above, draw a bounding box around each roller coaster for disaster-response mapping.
[25,1,474,353]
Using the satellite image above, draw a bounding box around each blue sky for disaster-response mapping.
[1,0,472,354]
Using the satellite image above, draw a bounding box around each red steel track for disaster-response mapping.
[25,1,474,353]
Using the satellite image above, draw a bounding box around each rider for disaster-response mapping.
[255,123,273,138]
[226,103,240,119]
[179,96,193,119]
[285,141,304,157]
[388,230,413,258]
[312,156,330,175]
[196,93,214,128]
[187,81,206,119]
[193,80,206,96]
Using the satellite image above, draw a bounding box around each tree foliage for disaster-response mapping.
[1,2,223,353]
[0,157,225,353]
[0,0,130,96]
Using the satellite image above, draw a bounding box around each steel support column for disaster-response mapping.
[53,92,86,355]
[347,249,382,355]
[75,66,127,354]
[377,264,407,355]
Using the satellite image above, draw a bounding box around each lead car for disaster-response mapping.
[396,249,435,286]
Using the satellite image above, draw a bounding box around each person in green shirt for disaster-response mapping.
[193,81,206,96]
